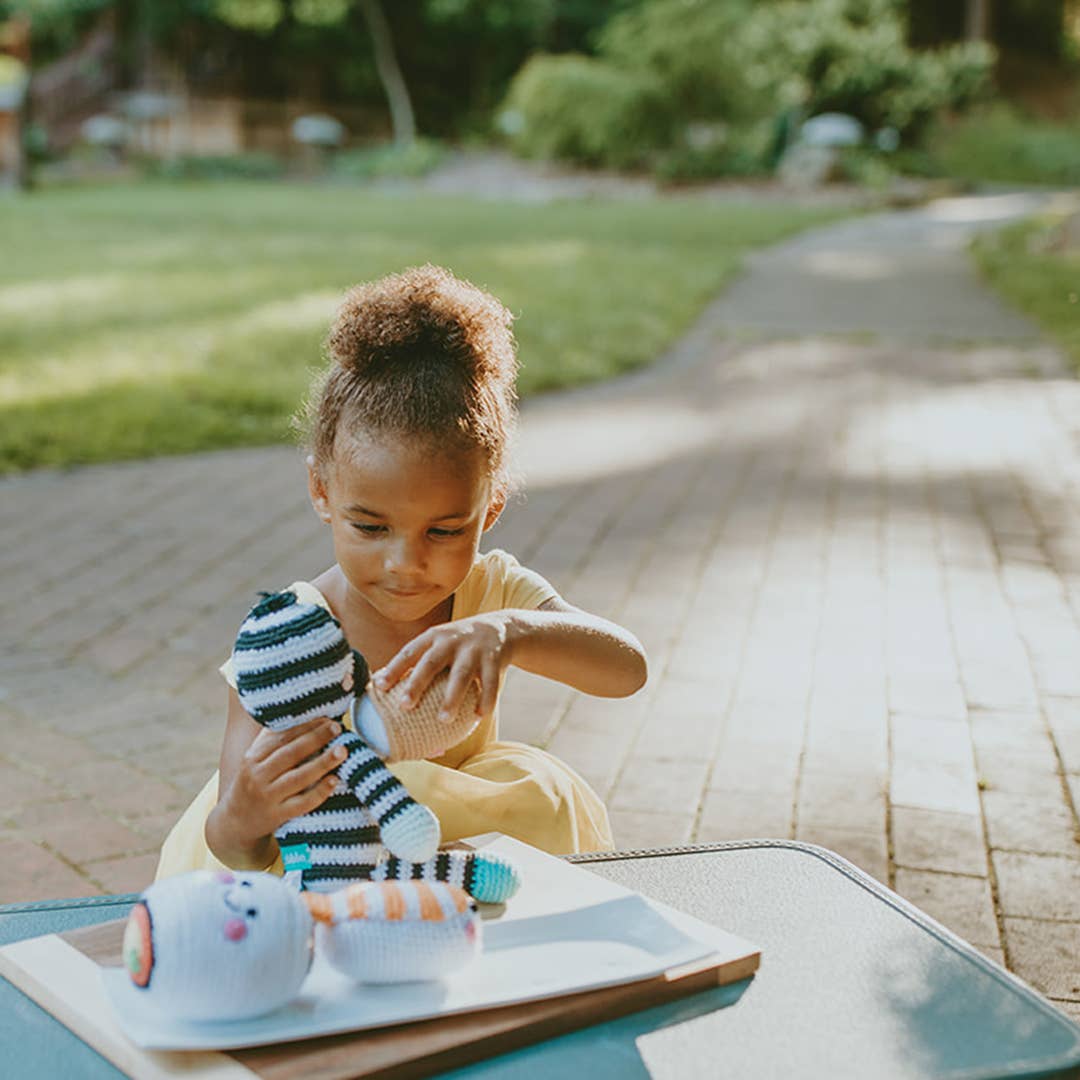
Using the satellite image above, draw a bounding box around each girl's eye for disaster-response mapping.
[353,523,386,535]
[429,527,465,539]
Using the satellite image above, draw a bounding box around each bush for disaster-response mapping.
[927,105,1080,186]
[732,0,995,143]
[330,137,446,180]
[502,0,995,180]
[599,0,994,143]
[835,147,895,188]
[599,0,775,125]
[655,123,775,183]
[499,53,674,170]
[143,152,285,181]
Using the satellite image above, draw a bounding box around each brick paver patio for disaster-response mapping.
[1,192,1078,1019]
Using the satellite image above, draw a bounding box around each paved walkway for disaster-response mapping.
[2,193,1079,1019]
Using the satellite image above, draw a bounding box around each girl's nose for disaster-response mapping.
[385,533,425,574]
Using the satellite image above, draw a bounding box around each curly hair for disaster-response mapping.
[299,265,519,483]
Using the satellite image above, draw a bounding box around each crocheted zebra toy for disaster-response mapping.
[123,870,483,1021]
[232,590,519,903]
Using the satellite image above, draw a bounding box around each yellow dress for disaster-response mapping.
[154,550,613,881]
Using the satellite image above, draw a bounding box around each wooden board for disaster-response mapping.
[1,915,759,1080]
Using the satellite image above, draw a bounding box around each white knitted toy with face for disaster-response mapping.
[123,870,313,1022]
[124,872,482,1021]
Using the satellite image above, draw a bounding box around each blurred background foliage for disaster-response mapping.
[2,0,1079,471]
[1,0,1078,185]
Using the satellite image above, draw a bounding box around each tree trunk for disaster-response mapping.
[966,0,991,40]
[356,0,415,147]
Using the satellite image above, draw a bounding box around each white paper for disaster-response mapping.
[101,835,758,1051]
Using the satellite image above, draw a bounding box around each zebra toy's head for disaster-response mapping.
[232,590,369,732]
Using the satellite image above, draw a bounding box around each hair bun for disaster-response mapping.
[326,264,516,388]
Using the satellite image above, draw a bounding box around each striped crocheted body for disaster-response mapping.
[271,732,438,888]
[275,793,384,892]
[233,590,439,873]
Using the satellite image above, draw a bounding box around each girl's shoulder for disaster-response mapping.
[454,549,559,618]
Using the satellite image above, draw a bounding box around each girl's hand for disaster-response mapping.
[373,614,515,722]
[210,718,346,866]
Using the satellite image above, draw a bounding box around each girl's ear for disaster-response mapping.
[307,456,333,524]
[483,489,507,532]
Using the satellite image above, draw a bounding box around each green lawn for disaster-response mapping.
[0,182,845,473]
[974,214,1080,373]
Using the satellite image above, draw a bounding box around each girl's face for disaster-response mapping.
[308,431,503,625]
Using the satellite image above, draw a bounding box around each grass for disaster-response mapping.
[0,182,846,473]
[973,213,1080,372]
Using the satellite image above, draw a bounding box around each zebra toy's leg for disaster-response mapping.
[333,729,440,864]
[373,850,521,905]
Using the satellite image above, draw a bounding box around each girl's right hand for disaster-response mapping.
[208,716,346,869]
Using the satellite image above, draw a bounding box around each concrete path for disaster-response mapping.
[1,193,1079,1020]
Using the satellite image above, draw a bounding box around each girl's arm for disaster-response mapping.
[505,596,647,697]
[205,689,345,870]
[374,597,647,720]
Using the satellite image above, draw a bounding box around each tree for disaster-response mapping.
[911,0,1070,57]
[967,0,990,40]
[355,0,412,146]
[214,0,415,145]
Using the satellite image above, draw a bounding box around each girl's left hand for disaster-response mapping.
[373,614,516,721]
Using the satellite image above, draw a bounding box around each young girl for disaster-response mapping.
[156,265,646,879]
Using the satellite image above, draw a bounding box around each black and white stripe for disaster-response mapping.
[373,851,473,892]
[335,732,420,829]
[233,591,356,728]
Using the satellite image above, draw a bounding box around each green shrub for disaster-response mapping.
[737,0,994,142]
[500,53,674,169]
[501,0,994,179]
[835,147,895,188]
[330,137,446,180]
[599,0,994,143]
[655,123,774,183]
[144,152,285,181]
[928,105,1080,186]
[599,0,775,125]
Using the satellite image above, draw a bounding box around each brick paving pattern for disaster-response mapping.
[1,193,1078,1017]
